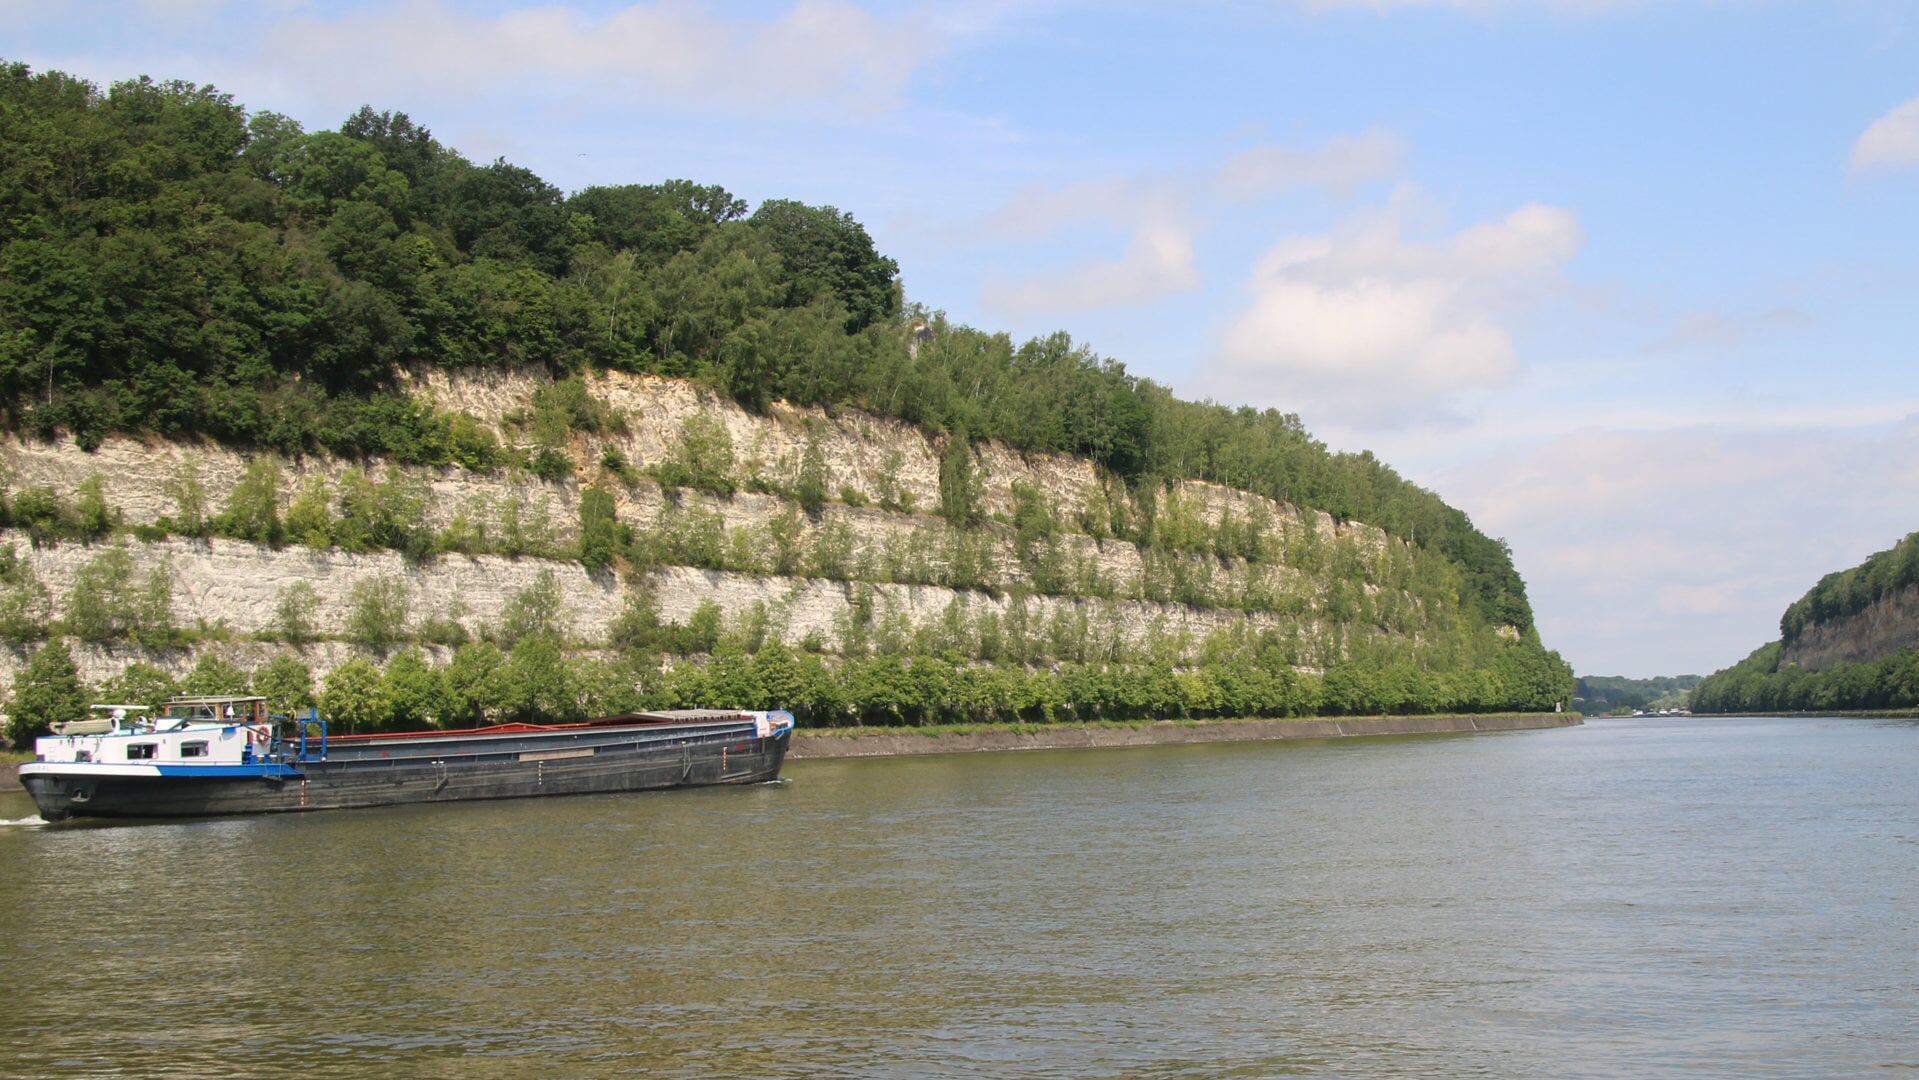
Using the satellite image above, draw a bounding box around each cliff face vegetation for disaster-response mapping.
[0,62,1572,742]
[1692,533,1919,713]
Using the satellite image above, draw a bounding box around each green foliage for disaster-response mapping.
[161,460,208,538]
[0,543,52,640]
[381,648,440,730]
[437,640,508,726]
[252,654,315,711]
[320,656,388,734]
[272,580,321,644]
[217,457,283,545]
[748,199,900,335]
[178,653,249,697]
[577,484,621,571]
[502,632,581,723]
[284,475,334,548]
[345,574,410,646]
[1573,674,1700,715]
[795,433,828,517]
[5,639,88,745]
[96,662,177,716]
[1690,639,1919,715]
[493,568,572,646]
[75,473,115,540]
[938,433,980,527]
[655,412,736,495]
[64,545,176,644]
[333,465,428,558]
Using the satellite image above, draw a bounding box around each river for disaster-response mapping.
[3,715,1916,1078]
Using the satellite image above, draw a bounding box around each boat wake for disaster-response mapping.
[1,815,48,827]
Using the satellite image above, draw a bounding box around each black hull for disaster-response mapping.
[21,727,788,822]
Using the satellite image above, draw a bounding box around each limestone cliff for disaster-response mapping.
[0,370,1441,692]
[1779,583,1919,672]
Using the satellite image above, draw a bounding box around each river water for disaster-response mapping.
[2,715,1916,1078]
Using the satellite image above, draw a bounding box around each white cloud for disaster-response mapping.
[982,176,1187,240]
[1431,416,1919,676]
[1206,190,1581,419]
[257,0,940,114]
[979,223,1198,315]
[1850,98,1919,173]
[1214,129,1404,200]
[975,129,1406,314]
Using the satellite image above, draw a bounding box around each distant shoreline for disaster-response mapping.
[787,713,1583,760]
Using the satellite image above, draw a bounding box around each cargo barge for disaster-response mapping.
[17,696,793,822]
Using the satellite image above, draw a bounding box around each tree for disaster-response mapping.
[578,484,620,571]
[381,648,440,730]
[252,654,315,712]
[320,656,388,734]
[346,574,411,646]
[96,662,177,715]
[273,581,322,644]
[0,544,52,641]
[437,640,508,726]
[502,632,580,723]
[178,653,248,697]
[795,434,828,518]
[219,457,283,545]
[494,568,571,647]
[938,432,980,527]
[748,199,900,332]
[5,640,88,745]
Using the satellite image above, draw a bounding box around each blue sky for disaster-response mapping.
[7,0,1919,677]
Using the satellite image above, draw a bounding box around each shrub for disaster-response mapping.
[494,568,572,647]
[218,458,284,546]
[273,581,322,644]
[161,460,208,538]
[654,412,736,496]
[346,574,411,646]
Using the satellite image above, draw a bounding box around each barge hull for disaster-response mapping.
[21,729,788,821]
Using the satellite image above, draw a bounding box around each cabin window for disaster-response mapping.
[180,741,209,758]
[75,750,92,763]
[127,743,157,760]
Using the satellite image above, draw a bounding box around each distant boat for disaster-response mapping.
[17,696,793,822]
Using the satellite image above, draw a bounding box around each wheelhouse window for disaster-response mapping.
[126,743,157,760]
[180,741,209,758]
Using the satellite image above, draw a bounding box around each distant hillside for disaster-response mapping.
[1692,533,1919,713]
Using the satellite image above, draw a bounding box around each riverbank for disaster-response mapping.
[788,713,1582,759]
[0,714,1582,790]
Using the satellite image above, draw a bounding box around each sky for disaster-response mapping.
[6,0,1919,678]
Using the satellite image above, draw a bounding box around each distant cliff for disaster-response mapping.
[1780,582,1919,672]
[1693,534,1919,713]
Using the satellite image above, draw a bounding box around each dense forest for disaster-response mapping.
[0,62,1532,632]
[1693,533,1919,714]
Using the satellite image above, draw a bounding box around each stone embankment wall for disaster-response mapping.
[1780,583,1919,672]
[0,369,1413,692]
